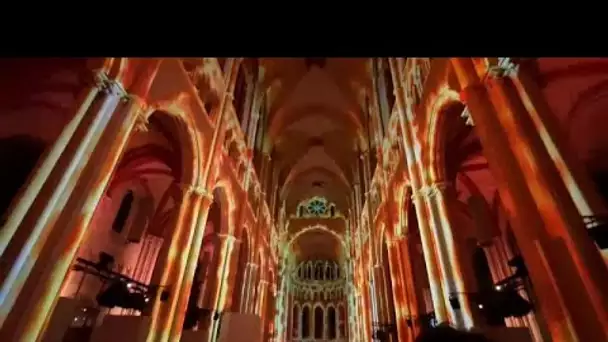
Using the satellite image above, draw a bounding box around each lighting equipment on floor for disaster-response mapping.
[473,256,533,323]
[96,280,150,311]
[72,255,170,312]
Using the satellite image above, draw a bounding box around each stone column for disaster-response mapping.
[487,65,608,324]
[246,68,265,148]
[242,262,259,314]
[452,57,608,341]
[409,190,449,324]
[0,87,149,339]
[361,279,373,341]
[354,154,364,219]
[0,70,109,257]
[0,73,124,295]
[385,237,412,341]
[388,58,450,324]
[257,279,269,340]
[142,186,213,342]
[372,264,390,325]
[420,182,475,329]
[239,73,255,134]
[166,189,215,339]
[260,151,272,203]
[507,60,607,217]
[400,235,421,339]
[200,234,238,341]
[362,151,372,197]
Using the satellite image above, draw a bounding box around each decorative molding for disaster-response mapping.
[217,233,240,244]
[460,106,474,126]
[411,182,450,199]
[486,57,519,79]
[182,184,214,200]
[133,104,150,132]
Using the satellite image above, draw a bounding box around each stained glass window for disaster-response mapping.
[307,198,327,216]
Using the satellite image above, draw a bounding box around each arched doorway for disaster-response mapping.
[292,303,300,339]
[314,305,324,339]
[302,305,311,338]
[327,305,337,339]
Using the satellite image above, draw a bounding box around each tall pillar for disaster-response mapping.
[0,70,109,257]
[257,279,269,340]
[362,278,373,341]
[235,262,253,313]
[241,262,259,314]
[420,182,475,329]
[388,58,450,323]
[260,151,273,203]
[386,237,414,341]
[167,190,215,340]
[202,234,239,342]
[506,60,607,217]
[488,69,608,320]
[143,186,214,342]
[372,264,390,325]
[0,74,124,292]
[354,154,364,222]
[399,235,421,338]
[0,86,149,340]
[452,57,608,342]
[239,73,255,134]
[409,191,449,324]
[362,151,372,197]
[246,68,265,148]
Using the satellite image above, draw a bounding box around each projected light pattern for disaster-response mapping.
[0,57,607,342]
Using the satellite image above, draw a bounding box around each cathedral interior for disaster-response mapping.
[0,57,607,342]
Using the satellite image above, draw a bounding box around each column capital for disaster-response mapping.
[95,73,128,100]
[485,57,519,79]
[179,183,214,200]
[217,233,240,245]
[133,100,150,132]
[411,181,451,199]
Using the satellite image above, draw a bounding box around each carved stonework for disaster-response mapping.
[133,109,149,132]
[486,57,519,78]
[412,182,450,199]
[460,106,474,126]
